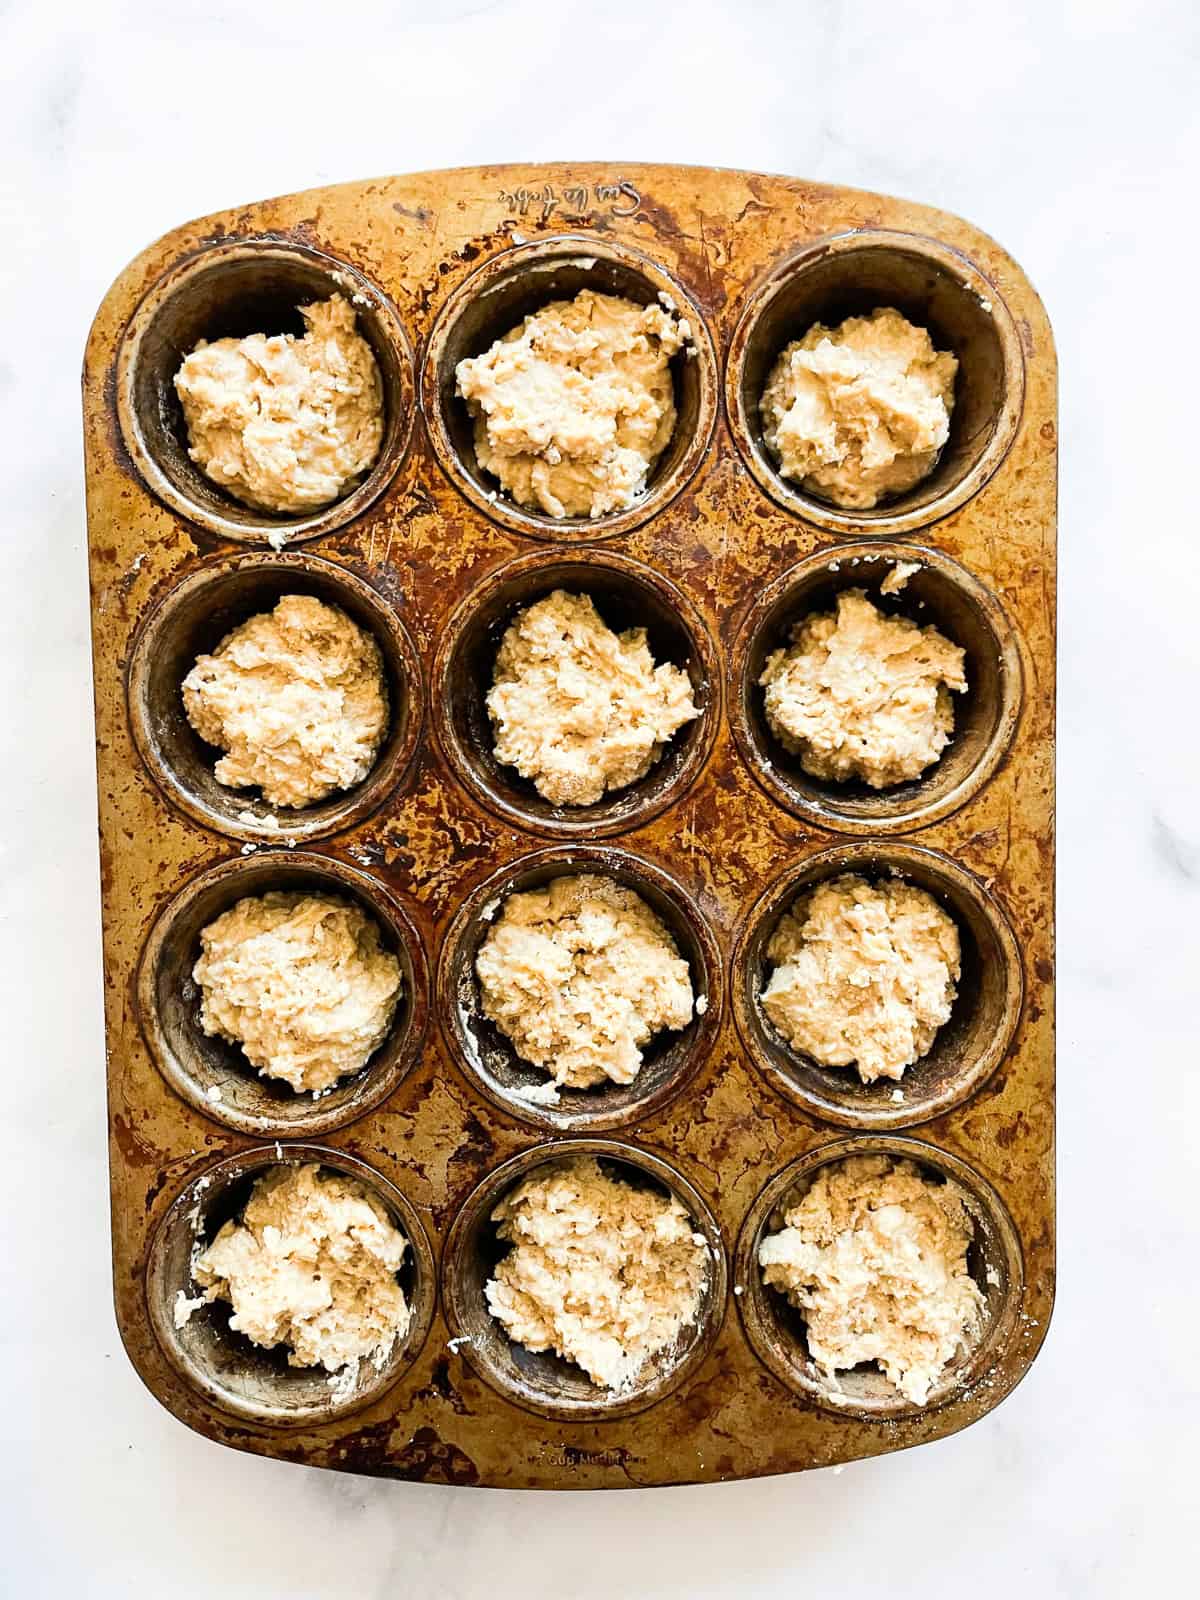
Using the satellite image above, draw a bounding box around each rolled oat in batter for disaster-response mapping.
[488,590,698,806]
[194,890,402,1093]
[758,1153,984,1405]
[182,594,388,810]
[761,873,960,1083]
[486,1156,708,1388]
[760,307,957,509]
[174,294,384,514]
[455,289,687,518]
[759,588,966,789]
[475,873,693,1090]
[189,1163,410,1373]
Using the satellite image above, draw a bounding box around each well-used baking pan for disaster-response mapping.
[84,163,1055,1488]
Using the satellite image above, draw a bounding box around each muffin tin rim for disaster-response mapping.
[144,1141,439,1427]
[420,231,720,543]
[727,539,1025,835]
[114,235,418,545]
[723,226,1027,537]
[435,841,726,1134]
[733,1132,1027,1419]
[441,1135,730,1422]
[430,544,723,839]
[730,838,1025,1130]
[134,848,431,1138]
[124,549,426,845]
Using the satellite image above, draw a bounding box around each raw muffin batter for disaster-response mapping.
[475,873,693,1089]
[487,589,698,806]
[761,872,960,1082]
[174,293,384,514]
[182,594,388,810]
[455,289,687,518]
[760,307,957,509]
[194,890,402,1093]
[759,587,966,788]
[880,559,921,596]
[758,1153,984,1404]
[189,1163,410,1373]
[486,1156,708,1389]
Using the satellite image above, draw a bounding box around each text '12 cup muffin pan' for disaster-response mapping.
[84,164,1056,1489]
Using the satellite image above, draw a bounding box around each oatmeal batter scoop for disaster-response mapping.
[475,873,694,1090]
[174,293,384,515]
[762,873,960,1083]
[759,587,967,789]
[487,590,698,807]
[182,594,388,811]
[760,307,957,509]
[486,1156,708,1389]
[193,890,402,1093]
[758,1154,984,1405]
[187,1163,411,1374]
[455,288,687,518]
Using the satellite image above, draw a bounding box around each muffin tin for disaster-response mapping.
[84,163,1056,1489]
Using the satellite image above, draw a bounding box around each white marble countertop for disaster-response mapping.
[2,0,1196,1593]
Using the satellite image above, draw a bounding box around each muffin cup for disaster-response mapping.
[734,1135,1024,1419]
[136,851,429,1138]
[432,548,720,838]
[146,1144,436,1426]
[437,845,723,1133]
[729,543,1022,833]
[116,237,415,544]
[442,1139,728,1421]
[422,235,718,541]
[126,551,423,844]
[725,230,1024,535]
[732,841,1023,1129]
